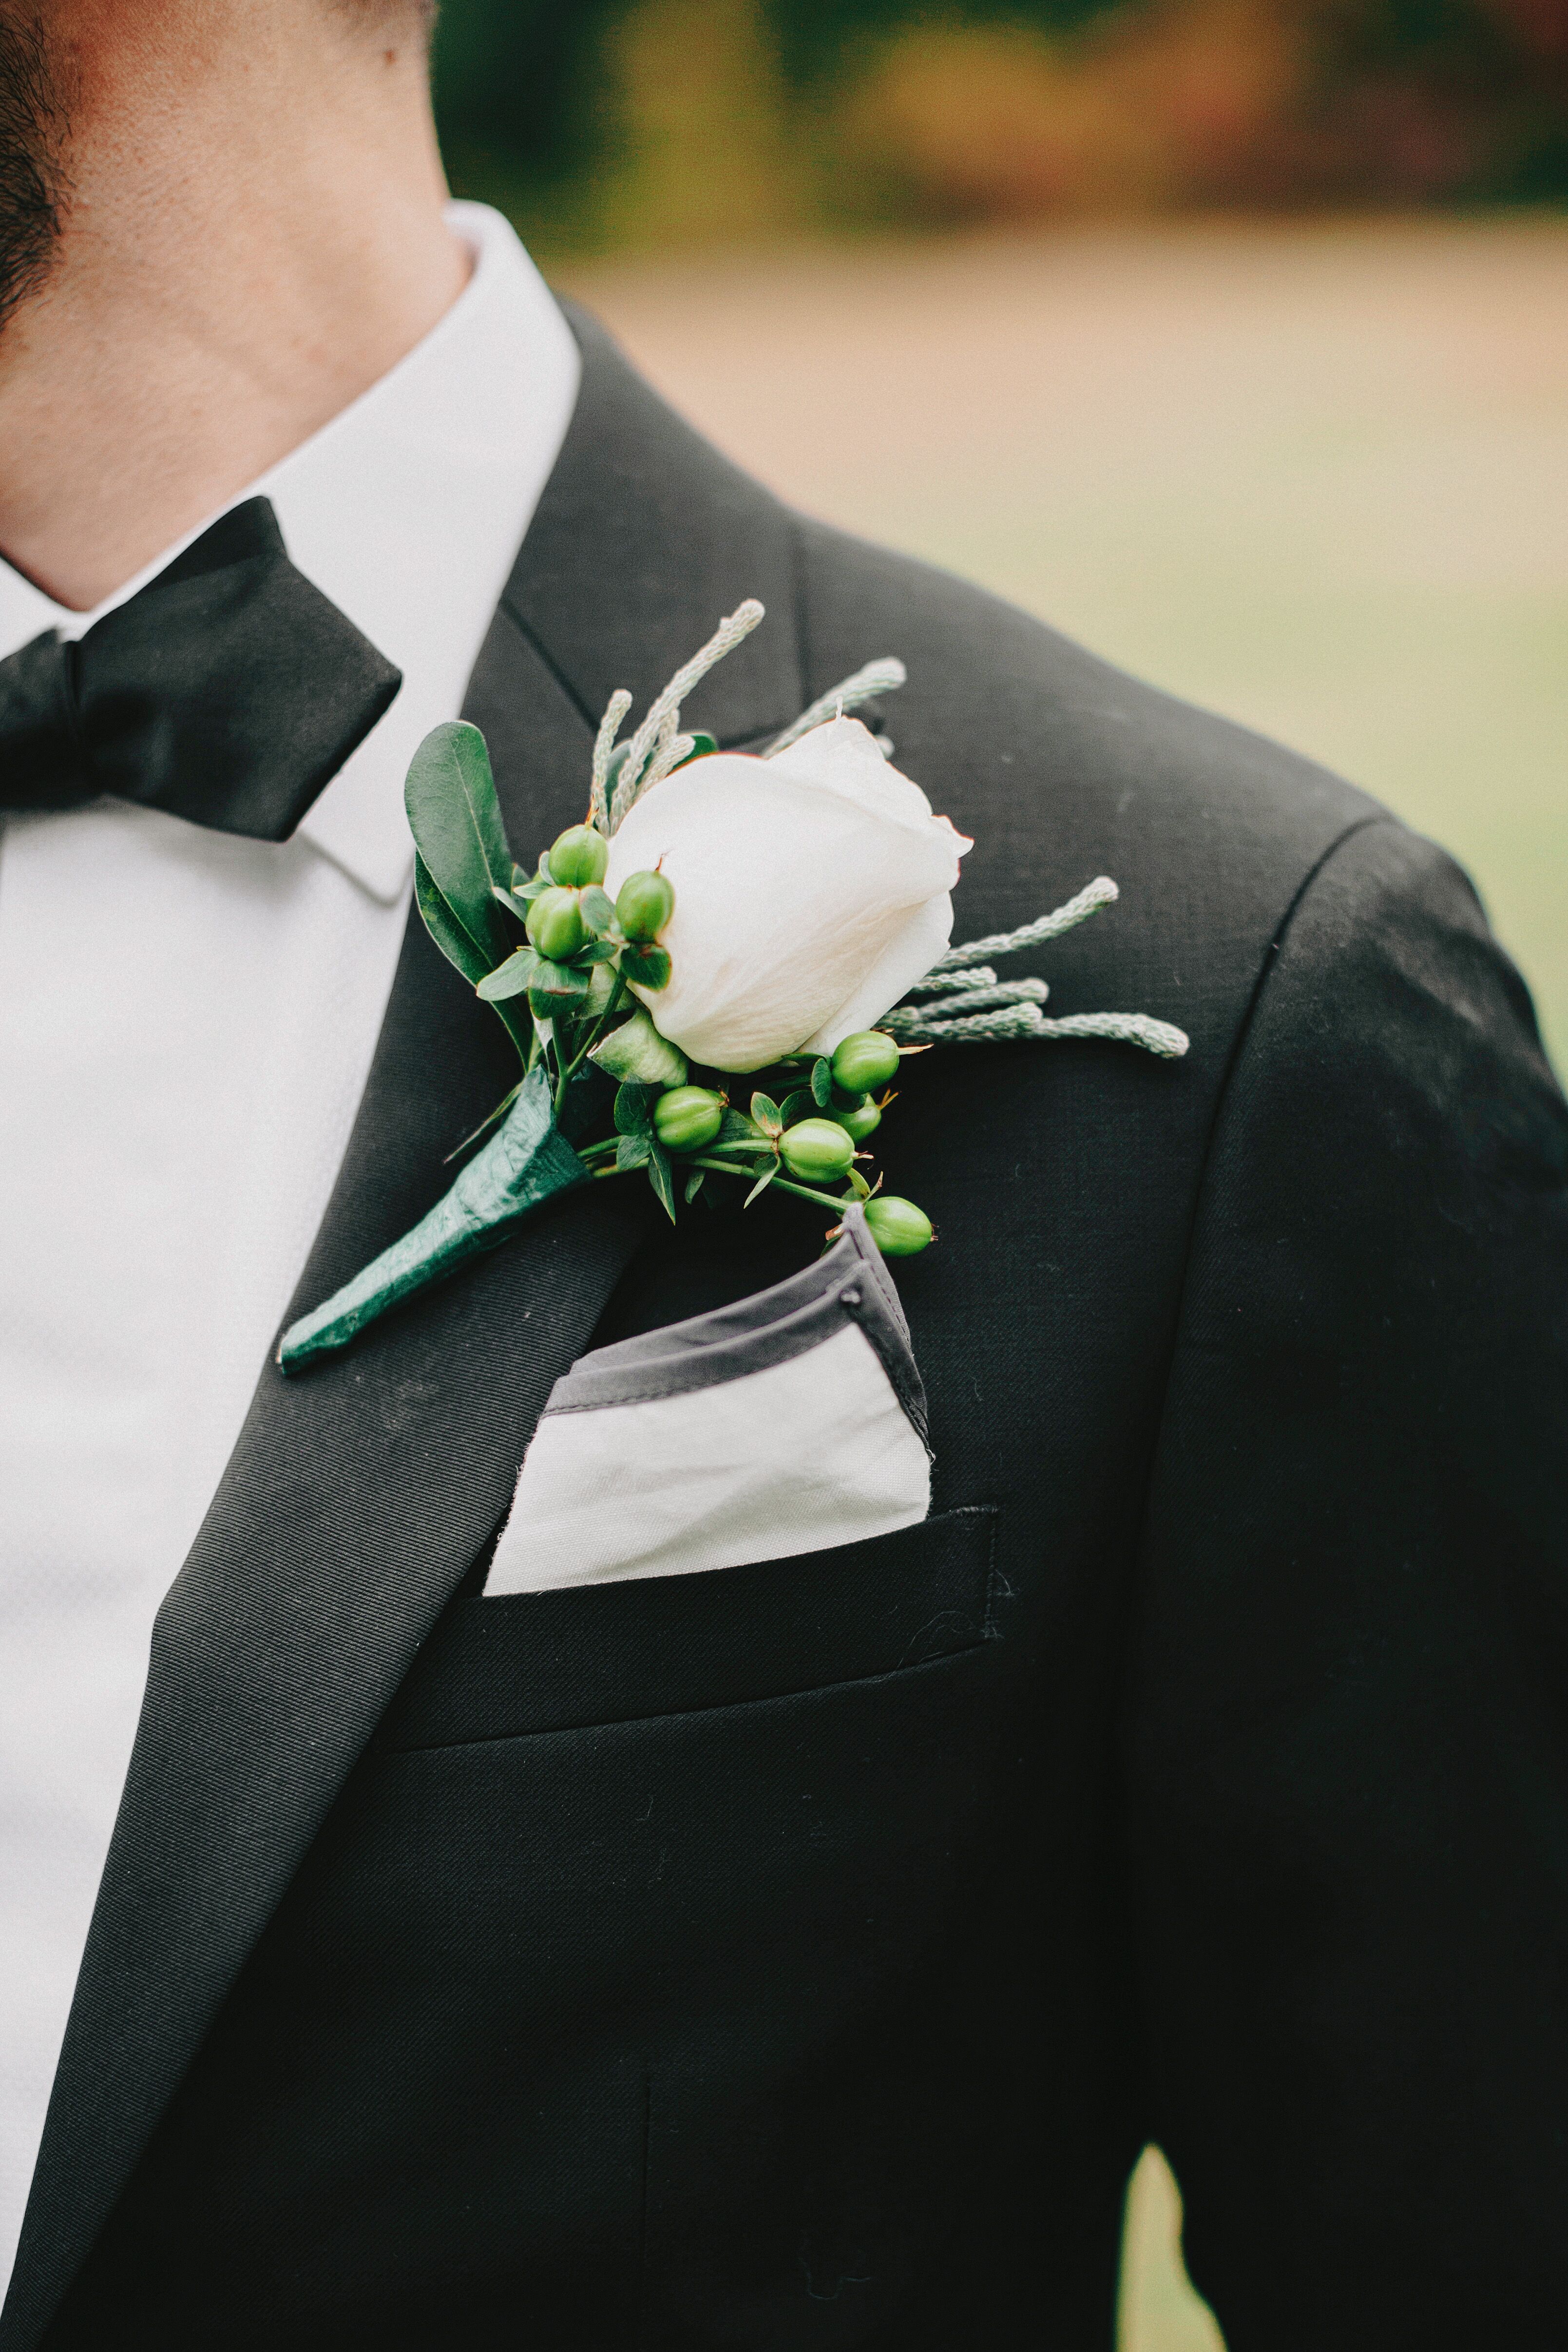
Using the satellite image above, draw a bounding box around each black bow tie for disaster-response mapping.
[0,497,402,841]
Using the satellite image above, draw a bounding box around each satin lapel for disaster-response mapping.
[0,306,802,2352]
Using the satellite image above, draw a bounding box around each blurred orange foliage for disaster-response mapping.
[837,0,1568,218]
[440,0,1568,248]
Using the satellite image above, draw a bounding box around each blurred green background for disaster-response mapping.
[430,4,1568,2344]
[434,0,1568,242]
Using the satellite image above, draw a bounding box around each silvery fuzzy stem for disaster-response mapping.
[763,656,908,758]
[612,600,765,826]
[883,999,1188,1057]
[888,1003,1049,1044]
[883,984,1045,1038]
[932,876,1119,970]
[895,977,1048,1023]
[613,707,686,830]
[1035,1012,1189,1057]
[276,1066,588,1374]
[638,723,697,799]
[902,965,998,996]
[590,688,632,834]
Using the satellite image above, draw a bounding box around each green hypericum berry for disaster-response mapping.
[653,1085,725,1153]
[835,1098,882,1144]
[863,1196,934,1256]
[617,868,676,941]
[779,1118,856,1182]
[525,886,586,963]
[830,1030,901,1094]
[548,823,609,888]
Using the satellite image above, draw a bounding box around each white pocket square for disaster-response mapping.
[484,1208,931,1597]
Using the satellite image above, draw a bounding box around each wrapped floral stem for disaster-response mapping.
[277,609,1188,1372]
[279,1067,587,1372]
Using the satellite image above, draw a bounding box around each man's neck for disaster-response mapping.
[0,20,467,612]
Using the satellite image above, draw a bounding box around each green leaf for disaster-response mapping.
[583,961,620,1019]
[614,1080,655,1137]
[621,943,672,992]
[405,722,513,966]
[476,947,543,1003]
[647,1140,678,1223]
[592,1010,688,1088]
[615,1130,652,1172]
[277,1064,586,1373]
[750,1091,783,1138]
[744,1160,780,1208]
[684,1167,707,1205]
[525,957,590,1003]
[574,937,620,966]
[779,1089,815,1127]
[415,854,490,987]
[579,885,616,935]
[529,988,577,1026]
[846,1166,873,1200]
[716,1108,766,1149]
[496,875,552,914]
[811,1057,835,1109]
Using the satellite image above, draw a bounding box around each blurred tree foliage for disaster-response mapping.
[431,2,620,203]
[765,0,1127,81]
[432,0,1568,249]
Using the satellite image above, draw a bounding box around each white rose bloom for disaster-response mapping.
[604,717,972,1072]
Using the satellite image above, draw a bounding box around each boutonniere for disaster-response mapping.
[278,602,1186,1373]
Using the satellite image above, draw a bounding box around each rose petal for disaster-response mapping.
[801,894,955,1057]
[605,719,968,1071]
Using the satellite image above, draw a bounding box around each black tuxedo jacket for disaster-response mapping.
[4,305,1565,2352]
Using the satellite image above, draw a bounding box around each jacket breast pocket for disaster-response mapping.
[373,1505,1000,1753]
[483,1206,932,1598]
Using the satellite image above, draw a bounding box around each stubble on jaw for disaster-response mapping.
[0,6,73,333]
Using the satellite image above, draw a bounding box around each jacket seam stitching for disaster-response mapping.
[1113,810,1396,1701]
[1098,805,1397,2147]
[1123,808,1396,1580]
[495,593,599,731]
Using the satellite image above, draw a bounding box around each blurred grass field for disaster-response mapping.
[560,213,1568,2345]
[562,213,1568,1071]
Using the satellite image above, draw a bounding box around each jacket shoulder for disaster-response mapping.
[789,512,1393,1051]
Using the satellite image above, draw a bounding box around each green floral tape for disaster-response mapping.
[277,1065,588,1375]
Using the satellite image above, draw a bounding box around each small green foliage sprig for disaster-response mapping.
[474,819,679,1125]
[575,1016,934,1258]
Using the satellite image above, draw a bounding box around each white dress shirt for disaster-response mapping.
[0,202,579,2302]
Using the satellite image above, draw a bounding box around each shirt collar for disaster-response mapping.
[0,203,580,903]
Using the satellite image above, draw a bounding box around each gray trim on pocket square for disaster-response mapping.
[542,1207,930,1449]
